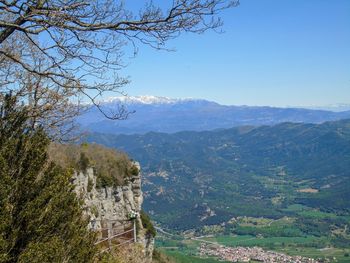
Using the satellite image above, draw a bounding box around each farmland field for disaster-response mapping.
[157,234,350,263]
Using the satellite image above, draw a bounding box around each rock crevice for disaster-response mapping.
[73,164,154,262]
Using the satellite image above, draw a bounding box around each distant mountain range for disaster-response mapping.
[87,119,350,229]
[77,96,350,134]
[305,103,350,112]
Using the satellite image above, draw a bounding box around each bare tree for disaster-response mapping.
[0,33,84,140]
[0,0,239,138]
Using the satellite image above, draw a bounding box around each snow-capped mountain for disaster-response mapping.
[77,96,350,135]
[305,103,350,112]
[100,95,197,105]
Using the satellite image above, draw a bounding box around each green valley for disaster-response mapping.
[87,119,350,262]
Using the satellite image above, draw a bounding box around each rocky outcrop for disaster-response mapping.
[73,163,154,262]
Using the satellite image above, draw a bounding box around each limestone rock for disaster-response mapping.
[73,163,154,262]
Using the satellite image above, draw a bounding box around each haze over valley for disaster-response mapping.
[78,96,350,134]
[1,1,349,262]
[83,97,350,263]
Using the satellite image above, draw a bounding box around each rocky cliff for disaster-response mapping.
[48,143,155,262]
[73,164,155,262]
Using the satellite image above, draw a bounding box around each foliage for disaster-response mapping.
[0,0,238,140]
[89,119,350,262]
[0,95,96,262]
[152,249,175,263]
[95,244,145,263]
[49,143,136,188]
[330,236,350,248]
[91,205,99,218]
[141,211,157,238]
[129,164,140,176]
[88,119,350,229]
[87,177,94,193]
[79,152,91,172]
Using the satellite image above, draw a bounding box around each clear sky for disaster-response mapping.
[118,0,350,107]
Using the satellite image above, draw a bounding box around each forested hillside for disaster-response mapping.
[87,119,350,231]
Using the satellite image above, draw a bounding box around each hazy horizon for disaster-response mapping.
[110,1,350,108]
[100,94,350,111]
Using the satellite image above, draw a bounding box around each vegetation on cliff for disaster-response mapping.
[89,119,350,262]
[152,249,175,263]
[141,211,157,238]
[49,143,139,188]
[88,119,350,229]
[0,95,96,262]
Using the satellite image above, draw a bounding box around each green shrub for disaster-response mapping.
[87,177,93,192]
[96,171,114,188]
[141,211,156,238]
[152,249,175,263]
[0,95,96,262]
[129,165,139,176]
[91,205,99,218]
[49,143,134,188]
[79,152,90,172]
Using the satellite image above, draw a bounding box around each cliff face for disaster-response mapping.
[73,164,154,262]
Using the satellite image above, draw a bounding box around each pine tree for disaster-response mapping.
[0,95,96,263]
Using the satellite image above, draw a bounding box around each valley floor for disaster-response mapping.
[157,233,350,263]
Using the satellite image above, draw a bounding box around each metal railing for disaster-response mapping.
[94,220,136,253]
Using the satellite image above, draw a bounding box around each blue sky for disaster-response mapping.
[119,0,350,107]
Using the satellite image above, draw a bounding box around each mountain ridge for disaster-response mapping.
[96,96,350,110]
[86,119,350,229]
[78,96,350,135]
[100,95,201,105]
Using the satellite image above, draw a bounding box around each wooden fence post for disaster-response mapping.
[108,224,112,249]
[133,219,137,242]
